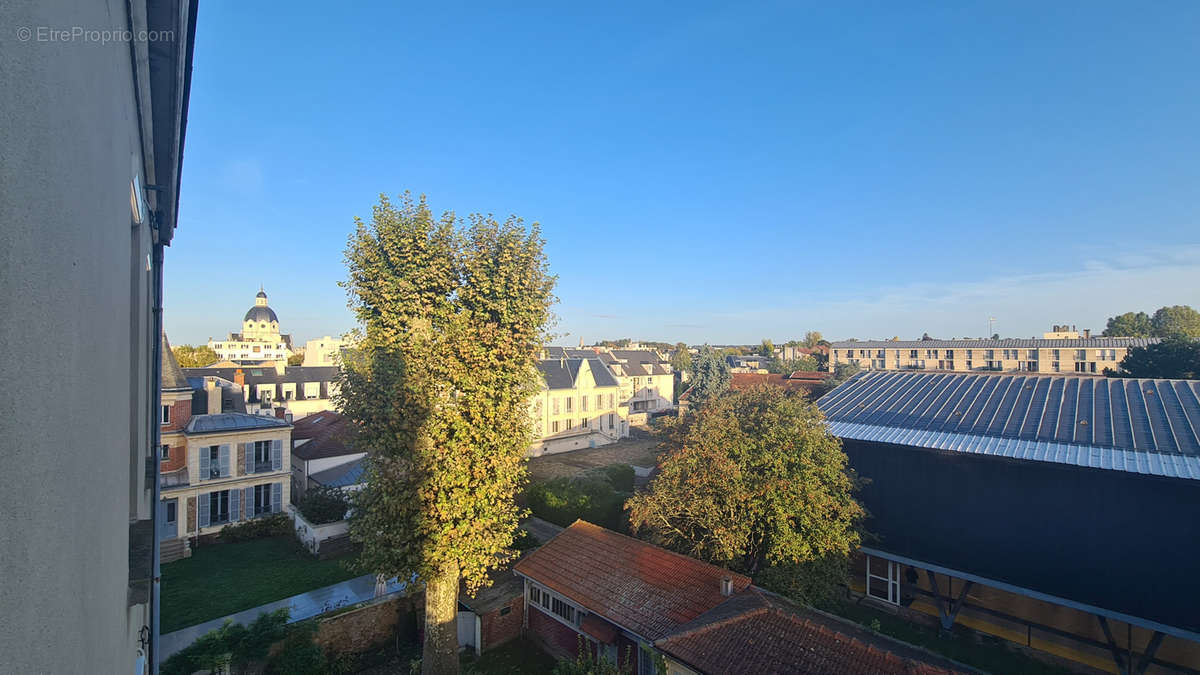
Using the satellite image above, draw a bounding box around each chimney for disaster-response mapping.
[274,360,287,376]
[206,379,221,415]
[720,576,733,597]
[234,368,245,388]
[1083,329,1091,339]
[275,406,287,419]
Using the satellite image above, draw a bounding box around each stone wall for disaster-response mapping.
[314,595,418,655]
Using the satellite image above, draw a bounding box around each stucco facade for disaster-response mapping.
[0,0,194,671]
[830,337,1156,375]
[208,289,295,362]
[529,358,629,457]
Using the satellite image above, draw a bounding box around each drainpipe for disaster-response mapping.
[150,241,165,674]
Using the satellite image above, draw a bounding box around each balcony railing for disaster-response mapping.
[160,466,190,488]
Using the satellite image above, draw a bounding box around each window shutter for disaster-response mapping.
[243,443,252,475]
[199,448,210,481]
[219,444,231,477]
[198,493,210,528]
[245,487,254,518]
[271,482,282,513]
[230,488,241,522]
[272,439,282,471]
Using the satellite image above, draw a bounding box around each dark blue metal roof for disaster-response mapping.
[818,372,1200,480]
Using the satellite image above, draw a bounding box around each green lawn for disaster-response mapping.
[462,638,557,675]
[831,602,1073,675]
[160,536,358,633]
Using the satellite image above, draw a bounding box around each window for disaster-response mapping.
[254,440,272,472]
[1075,362,1088,372]
[160,444,170,461]
[581,418,588,429]
[551,596,576,624]
[608,414,614,429]
[582,396,588,412]
[552,398,559,414]
[160,405,171,425]
[253,484,272,516]
[551,421,559,433]
[607,394,614,408]
[646,376,653,386]
[208,490,230,525]
[909,350,918,358]
[866,555,900,605]
[165,501,177,526]
[208,446,222,479]
[1052,361,1061,372]
[529,585,541,606]
[565,397,573,413]
[566,420,574,430]
[596,394,602,409]
[531,583,579,626]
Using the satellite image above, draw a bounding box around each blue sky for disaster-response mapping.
[165,1,1200,347]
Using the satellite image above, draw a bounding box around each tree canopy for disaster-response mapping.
[627,385,863,602]
[172,344,219,368]
[685,347,731,408]
[1114,338,1200,380]
[1102,311,1152,337]
[669,343,692,374]
[1102,305,1200,338]
[338,192,555,673]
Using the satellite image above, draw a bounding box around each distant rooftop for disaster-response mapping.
[819,371,1200,479]
[185,412,290,435]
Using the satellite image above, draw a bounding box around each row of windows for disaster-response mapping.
[548,414,618,434]
[841,347,1123,361]
[198,441,283,480]
[868,360,1106,373]
[553,393,616,415]
[197,482,282,528]
[529,583,580,627]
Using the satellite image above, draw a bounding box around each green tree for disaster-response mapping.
[1102,311,1152,337]
[627,386,863,597]
[768,356,819,374]
[338,192,555,674]
[686,347,731,409]
[832,361,861,383]
[1151,305,1200,339]
[287,353,305,366]
[172,344,219,368]
[802,331,824,349]
[669,343,692,374]
[1114,338,1200,379]
[758,338,775,358]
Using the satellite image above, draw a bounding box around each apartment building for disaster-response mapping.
[530,357,629,456]
[184,362,339,419]
[207,288,295,362]
[0,1,195,671]
[302,334,351,366]
[830,336,1157,375]
[547,347,675,418]
[160,344,292,560]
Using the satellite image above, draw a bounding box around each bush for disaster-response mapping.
[593,463,635,492]
[161,609,289,675]
[296,486,351,524]
[220,513,293,543]
[513,528,540,551]
[528,474,629,532]
[265,623,327,675]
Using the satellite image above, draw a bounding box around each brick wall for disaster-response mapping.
[162,398,191,433]
[314,595,418,655]
[528,605,587,661]
[160,441,187,472]
[480,595,523,651]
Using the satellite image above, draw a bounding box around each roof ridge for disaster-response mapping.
[656,602,767,644]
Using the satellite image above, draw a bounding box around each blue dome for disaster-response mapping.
[244,305,278,323]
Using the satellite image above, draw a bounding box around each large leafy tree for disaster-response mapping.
[1115,338,1200,379]
[669,342,692,374]
[172,344,219,368]
[1151,305,1200,339]
[338,193,555,674]
[628,385,864,601]
[1102,311,1152,337]
[802,330,824,349]
[685,347,731,409]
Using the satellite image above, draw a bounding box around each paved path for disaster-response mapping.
[159,573,407,661]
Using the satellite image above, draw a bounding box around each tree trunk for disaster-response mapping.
[422,560,460,675]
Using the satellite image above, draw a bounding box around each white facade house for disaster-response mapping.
[302,335,350,366]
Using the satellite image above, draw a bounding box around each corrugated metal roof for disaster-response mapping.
[818,372,1200,480]
[310,458,365,488]
[830,338,1159,349]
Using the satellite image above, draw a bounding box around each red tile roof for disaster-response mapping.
[730,373,822,393]
[656,589,967,675]
[512,520,752,640]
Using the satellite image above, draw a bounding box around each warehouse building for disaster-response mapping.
[818,371,1200,673]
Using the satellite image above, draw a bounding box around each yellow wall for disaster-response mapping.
[529,360,628,457]
[832,345,1128,374]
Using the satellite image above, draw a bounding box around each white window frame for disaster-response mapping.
[866,554,900,605]
[526,581,583,629]
[160,444,170,460]
[160,405,171,425]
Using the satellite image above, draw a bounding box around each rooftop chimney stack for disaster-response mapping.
[206,378,221,415]
[720,576,733,597]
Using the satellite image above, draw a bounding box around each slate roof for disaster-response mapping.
[309,458,365,488]
[161,334,191,392]
[538,358,621,390]
[185,365,337,385]
[291,411,358,461]
[513,520,752,641]
[610,350,672,376]
[831,338,1159,349]
[818,371,1200,479]
[185,412,290,435]
[656,589,966,675]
